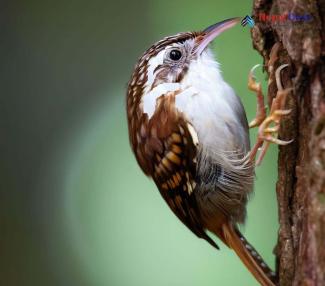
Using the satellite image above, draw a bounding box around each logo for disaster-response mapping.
[241,15,255,28]
[259,12,312,23]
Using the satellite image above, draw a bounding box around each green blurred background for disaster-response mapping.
[0,1,278,285]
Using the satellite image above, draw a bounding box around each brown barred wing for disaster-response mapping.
[151,124,219,249]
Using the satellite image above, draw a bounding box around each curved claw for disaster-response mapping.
[249,64,261,79]
[275,64,289,91]
[276,138,294,145]
[248,65,262,92]
[274,109,292,116]
[263,135,294,145]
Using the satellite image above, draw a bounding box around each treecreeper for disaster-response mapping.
[126,18,292,286]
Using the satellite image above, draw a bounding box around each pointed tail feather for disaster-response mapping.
[222,223,277,286]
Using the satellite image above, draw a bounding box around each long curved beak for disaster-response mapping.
[195,18,241,55]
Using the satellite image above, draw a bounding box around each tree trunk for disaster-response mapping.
[250,1,325,285]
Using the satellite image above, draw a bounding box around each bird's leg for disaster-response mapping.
[249,64,293,166]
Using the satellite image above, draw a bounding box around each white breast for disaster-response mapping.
[175,49,250,159]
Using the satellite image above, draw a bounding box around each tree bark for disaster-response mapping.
[251,1,325,285]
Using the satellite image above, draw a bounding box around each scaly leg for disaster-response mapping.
[249,64,293,166]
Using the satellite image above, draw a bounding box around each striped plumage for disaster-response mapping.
[126,18,276,286]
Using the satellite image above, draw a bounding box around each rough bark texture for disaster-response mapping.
[251,1,325,285]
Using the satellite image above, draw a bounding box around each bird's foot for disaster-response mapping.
[249,64,293,166]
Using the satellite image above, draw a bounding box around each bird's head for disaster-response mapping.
[127,18,240,119]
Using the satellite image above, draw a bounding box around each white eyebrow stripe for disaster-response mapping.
[145,50,166,90]
[142,82,181,119]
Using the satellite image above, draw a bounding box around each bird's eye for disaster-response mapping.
[169,49,182,61]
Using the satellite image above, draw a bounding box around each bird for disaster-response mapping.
[126,17,291,286]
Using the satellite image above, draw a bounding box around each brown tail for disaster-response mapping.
[221,223,277,286]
